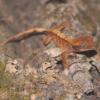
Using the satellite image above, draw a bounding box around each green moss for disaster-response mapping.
[0,72,13,90]
[0,61,5,72]
[59,95,65,100]
[23,95,30,100]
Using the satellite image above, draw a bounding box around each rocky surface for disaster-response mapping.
[0,0,100,100]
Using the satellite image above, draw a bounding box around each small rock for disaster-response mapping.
[45,47,62,58]
[30,94,36,100]
[5,59,18,74]
[41,61,52,72]
[24,64,35,76]
[64,94,75,100]
[75,93,83,99]
[96,88,100,98]
[63,68,69,76]
[5,59,23,74]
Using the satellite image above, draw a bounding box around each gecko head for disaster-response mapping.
[73,35,97,57]
[81,50,97,57]
[74,43,97,57]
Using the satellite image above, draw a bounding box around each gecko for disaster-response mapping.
[0,22,96,69]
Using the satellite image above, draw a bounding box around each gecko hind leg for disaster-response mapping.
[61,51,71,69]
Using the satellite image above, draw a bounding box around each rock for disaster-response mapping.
[45,47,62,58]
[0,90,8,100]
[97,90,100,98]
[41,62,52,71]
[63,68,69,76]
[67,57,94,94]
[5,59,18,74]
[90,58,100,74]
[24,64,36,76]
[64,94,75,100]
[30,94,36,100]
[73,71,94,94]
[5,58,24,74]
[0,0,99,99]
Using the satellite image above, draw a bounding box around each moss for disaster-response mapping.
[0,72,13,90]
[23,95,30,100]
[0,71,10,98]
[0,61,5,72]
[59,95,65,100]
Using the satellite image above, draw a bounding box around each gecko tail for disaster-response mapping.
[0,28,47,46]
